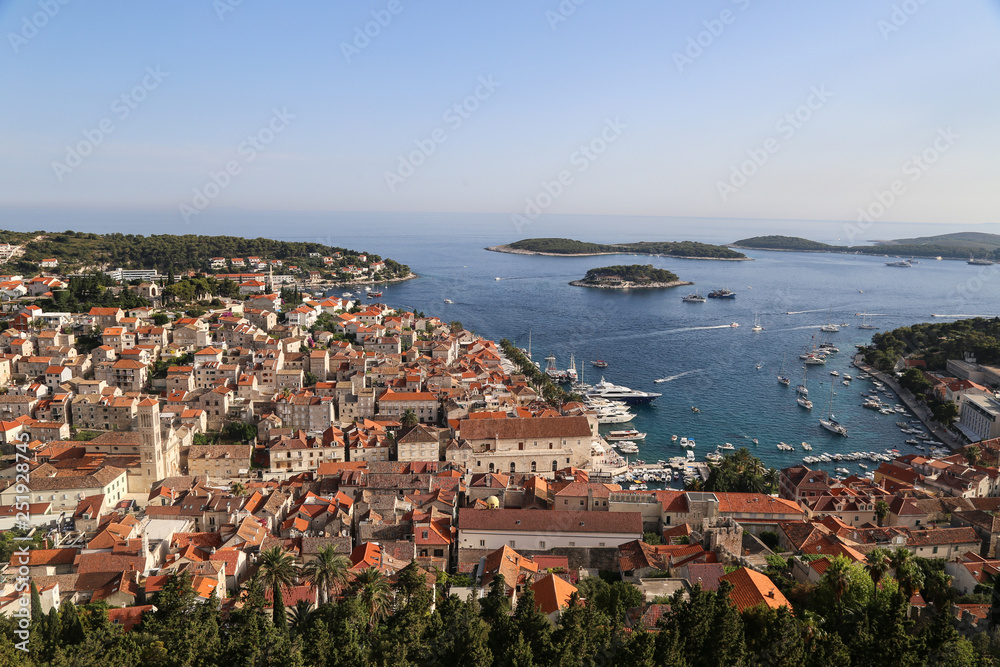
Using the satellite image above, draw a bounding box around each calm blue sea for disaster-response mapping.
[4,209,999,480]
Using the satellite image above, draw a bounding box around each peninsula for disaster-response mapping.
[732,232,1000,261]
[569,264,692,289]
[488,237,749,260]
[0,229,412,283]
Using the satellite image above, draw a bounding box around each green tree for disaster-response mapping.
[865,547,892,588]
[352,566,391,631]
[258,545,300,631]
[965,444,982,467]
[401,409,419,428]
[874,500,890,527]
[301,545,350,605]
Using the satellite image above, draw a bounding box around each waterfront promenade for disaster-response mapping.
[852,355,966,452]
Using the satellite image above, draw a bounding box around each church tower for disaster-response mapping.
[137,398,164,482]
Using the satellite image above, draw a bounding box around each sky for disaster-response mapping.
[1,0,999,229]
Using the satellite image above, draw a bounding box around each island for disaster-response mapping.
[487,237,749,260]
[731,232,1000,261]
[569,264,693,289]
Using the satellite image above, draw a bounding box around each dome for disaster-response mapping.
[486,496,500,510]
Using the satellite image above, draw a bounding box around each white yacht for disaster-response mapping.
[607,429,647,441]
[587,377,661,405]
[751,311,763,332]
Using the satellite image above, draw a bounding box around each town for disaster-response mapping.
[2,248,1000,664]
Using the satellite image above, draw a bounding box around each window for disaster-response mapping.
[580,500,585,506]
[568,541,575,547]
[599,542,605,547]
[434,549,444,558]
[509,540,516,548]
[552,460,558,471]
[479,540,485,547]
[510,462,516,473]
[539,541,546,549]
[531,461,536,472]
[933,546,938,554]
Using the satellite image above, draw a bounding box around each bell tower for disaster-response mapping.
[137,398,163,482]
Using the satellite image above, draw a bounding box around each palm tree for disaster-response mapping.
[353,566,391,630]
[257,546,300,631]
[230,481,247,497]
[890,548,924,602]
[822,555,853,608]
[301,546,350,605]
[287,599,314,636]
[874,500,890,527]
[864,547,891,587]
[401,409,419,428]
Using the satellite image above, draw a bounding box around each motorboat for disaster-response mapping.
[682,294,707,303]
[607,429,647,441]
[587,377,661,404]
[707,288,736,299]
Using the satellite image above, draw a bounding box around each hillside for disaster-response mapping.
[488,237,747,259]
[732,232,1000,260]
[0,229,410,277]
[583,264,679,284]
[730,235,836,252]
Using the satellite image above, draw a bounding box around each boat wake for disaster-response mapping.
[774,324,827,332]
[669,324,738,333]
[656,369,704,383]
[786,309,827,315]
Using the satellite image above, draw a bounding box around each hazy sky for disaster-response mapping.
[2,1,999,226]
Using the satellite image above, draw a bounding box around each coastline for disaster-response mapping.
[569,279,694,290]
[487,244,753,261]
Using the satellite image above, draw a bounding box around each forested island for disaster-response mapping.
[863,317,1000,373]
[569,264,691,289]
[488,238,749,260]
[732,232,1000,261]
[0,229,411,278]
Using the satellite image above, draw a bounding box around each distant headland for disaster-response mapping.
[487,237,750,260]
[731,232,1000,261]
[569,264,693,290]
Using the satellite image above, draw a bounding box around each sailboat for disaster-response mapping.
[820,307,840,333]
[777,353,791,386]
[820,382,848,436]
[751,311,763,332]
[858,313,878,330]
[796,366,813,409]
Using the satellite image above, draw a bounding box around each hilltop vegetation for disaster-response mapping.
[733,232,1000,260]
[496,237,747,259]
[0,229,410,277]
[581,264,679,284]
[863,317,1000,372]
[731,235,836,252]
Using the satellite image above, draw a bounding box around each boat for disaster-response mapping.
[801,441,812,451]
[707,287,736,299]
[691,406,700,413]
[607,429,647,441]
[859,463,868,469]
[836,467,850,475]
[968,255,994,266]
[797,366,813,409]
[755,362,763,370]
[682,294,706,303]
[730,322,740,328]
[720,442,735,451]
[858,313,878,330]
[443,299,453,303]
[820,323,840,332]
[777,353,791,386]
[679,437,688,447]
[591,360,608,368]
[619,441,639,454]
[820,383,848,436]
[885,260,912,267]
[777,442,794,451]
[671,435,678,442]
[587,377,661,404]
[830,370,839,377]
[751,311,763,332]
[654,377,669,383]
[752,438,759,445]
[495,277,501,281]
[342,292,354,298]
[843,374,852,380]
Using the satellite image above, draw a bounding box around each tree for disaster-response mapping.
[822,556,854,611]
[965,445,982,468]
[29,581,43,623]
[401,409,419,428]
[287,599,314,637]
[301,545,350,605]
[258,546,300,631]
[874,500,890,527]
[352,566,391,631]
[890,548,924,602]
[865,547,892,588]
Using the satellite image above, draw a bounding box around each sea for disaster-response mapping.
[4,209,1000,482]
